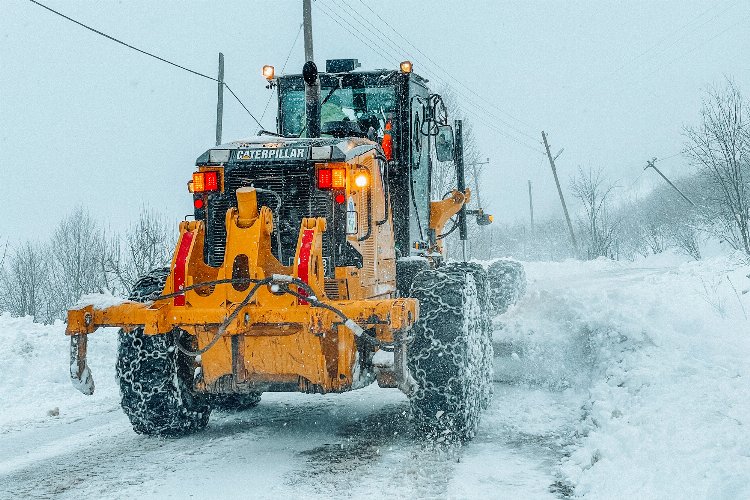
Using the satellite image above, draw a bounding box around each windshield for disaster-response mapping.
[280,86,396,138]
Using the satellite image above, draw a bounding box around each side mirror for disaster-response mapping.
[435,125,455,162]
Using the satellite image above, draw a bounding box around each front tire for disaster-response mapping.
[116,268,211,436]
[407,264,491,443]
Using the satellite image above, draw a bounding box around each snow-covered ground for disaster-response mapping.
[1,253,748,499]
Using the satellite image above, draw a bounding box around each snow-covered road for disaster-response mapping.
[0,383,580,499]
[1,253,748,499]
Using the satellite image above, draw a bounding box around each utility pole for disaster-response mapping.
[542,131,579,256]
[215,52,224,146]
[303,0,314,62]
[467,157,490,210]
[528,180,534,229]
[302,0,321,138]
[644,158,697,208]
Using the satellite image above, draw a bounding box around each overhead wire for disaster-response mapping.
[607,0,737,78]
[352,0,537,131]
[650,13,749,76]
[27,0,264,129]
[313,1,398,65]
[603,0,744,93]
[260,22,304,125]
[329,0,543,153]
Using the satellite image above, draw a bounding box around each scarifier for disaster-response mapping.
[67,59,496,441]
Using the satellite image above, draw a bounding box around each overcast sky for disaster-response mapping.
[2,0,749,244]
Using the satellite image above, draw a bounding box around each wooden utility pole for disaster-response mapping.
[644,158,697,208]
[302,0,321,137]
[467,157,490,210]
[528,180,534,229]
[542,131,579,256]
[303,0,314,62]
[215,52,224,146]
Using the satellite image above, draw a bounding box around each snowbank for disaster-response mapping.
[0,313,120,431]
[495,253,750,498]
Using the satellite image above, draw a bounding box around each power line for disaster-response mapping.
[319,2,542,152]
[352,0,537,132]
[260,22,304,125]
[607,0,736,78]
[651,14,749,75]
[28,0,263,129]
[334,0,542,150]
[332,0,413,63]
[656,150,685,162]
[313,1,397,65]
[606,1,742,90]
[28,0,215,80]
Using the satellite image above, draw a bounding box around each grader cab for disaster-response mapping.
[67,59,495,442]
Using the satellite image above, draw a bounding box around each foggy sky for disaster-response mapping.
[1,0,748,244]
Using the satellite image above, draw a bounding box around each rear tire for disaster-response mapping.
[486,259,527,314]
[116,268,211,436]
[407,264,491,443]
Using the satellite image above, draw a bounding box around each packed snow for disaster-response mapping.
[0,252,748,498]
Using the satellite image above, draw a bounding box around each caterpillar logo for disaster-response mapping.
[236,147,307,161]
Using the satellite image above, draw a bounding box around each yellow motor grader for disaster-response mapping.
[67,59,494,441]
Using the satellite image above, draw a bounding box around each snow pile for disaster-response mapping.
[0,313,120,430]
[74,291,127,309]
[495,252,750,497]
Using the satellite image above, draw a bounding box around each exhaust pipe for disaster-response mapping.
[303,61,321,138]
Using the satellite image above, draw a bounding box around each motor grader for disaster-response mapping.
[66,59,494,442]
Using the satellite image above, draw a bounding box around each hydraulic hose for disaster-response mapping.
[156,274,397,356]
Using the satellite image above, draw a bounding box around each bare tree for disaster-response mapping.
[103,207,176,293]
[48,206,108,312]
[0,241,51,322]
[570,167,619,259]
[685,80,750,255]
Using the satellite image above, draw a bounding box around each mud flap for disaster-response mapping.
[70,334,95,395]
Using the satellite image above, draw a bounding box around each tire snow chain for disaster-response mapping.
[149,274,396,357]
[408,268,487,440]
[117,268,199,433]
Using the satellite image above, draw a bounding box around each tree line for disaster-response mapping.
[459,80,750,263]
[0,207,176,323]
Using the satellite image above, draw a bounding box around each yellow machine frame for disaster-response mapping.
[67,149,467,397]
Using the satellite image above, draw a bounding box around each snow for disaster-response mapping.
[1,253,749,498]
[495,252,750,497]
[0,313,120,431]
[74,292,128,309]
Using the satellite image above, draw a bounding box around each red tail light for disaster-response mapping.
[191,171,219,193]
[318,169,332,189]
[317,167,346,189]
[204,171,218,191]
